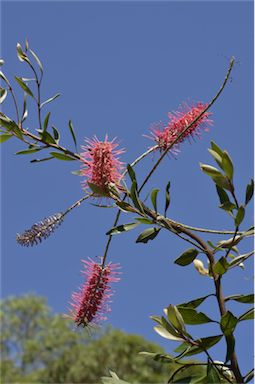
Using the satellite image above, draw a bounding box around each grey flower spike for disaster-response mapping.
[16,213,64,247]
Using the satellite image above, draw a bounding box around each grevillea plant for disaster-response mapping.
[1,41,254,384]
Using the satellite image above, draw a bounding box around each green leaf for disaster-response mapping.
[200,164,232,190]
[43,112,51,132]
[14,76,34,97]
[16,43,29,62]
[136,227,160,243]
[0,88,7,104]
[219,202,236,212]
[225,294,254,304]
[244,370,254,383]
[150,188,159,213]
[115,201,137,213]
[40,93,60,108]
[213,257,229,275]
[50,152,76,161]
[228,251,254,268]
[235,206,245,226]
[30,156,54,163]
[177,295,212,309]
[177,307,214,325]
[174,248,198,266]
[29,48,43,72]
[135,218,154,224]
[165,305,186,333]
[40,131,56,144]
[16,148,41,155]
[222,151,234,180]
[106,222,139,236]
[0,133,12,143]
[245,179,254,205]
[164,181,171,216]
[52,126,60,143]
[225,334,235,363]
[200,163,222,177]
[238,308,254,322]
[211,141,224,157]
[127,164,136,182]
[0,115,17,131]
[130,180,144,213]
[21,94,28,122]
[208,148,222,167]
[220,311,238,336]
[153,325,183,341]
[207,363,221,383]
[216,185,230,205]
[174,335,222,357]
[68,120,77,149]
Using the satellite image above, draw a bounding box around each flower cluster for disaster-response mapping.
[150,102,212,152]
[80,136,124,194]
[69,259,120,327]
[16,213,64,247]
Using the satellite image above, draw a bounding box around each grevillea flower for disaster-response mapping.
[16,213,64,246]
[149,102,213,152]
[69,259,120,327]
[80,136,124,194]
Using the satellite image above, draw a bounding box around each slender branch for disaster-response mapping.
[138,57,235,193]
[20,128,82,160]
[100,57,235,266]
[62,194,91,217]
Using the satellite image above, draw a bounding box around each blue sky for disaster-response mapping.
[1,0,254,377]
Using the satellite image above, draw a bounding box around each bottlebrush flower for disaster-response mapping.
[16,213,64,246]
[69,259,120,327]
[149,102,213,152]
[80,136,124,194]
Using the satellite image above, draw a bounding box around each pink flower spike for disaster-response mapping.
[68,259,121,327]
[80,135,125,194]
[150,102,213,152]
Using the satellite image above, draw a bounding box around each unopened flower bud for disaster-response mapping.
[193,259,209,276]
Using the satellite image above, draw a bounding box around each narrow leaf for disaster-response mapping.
[213,257,229,275]
[207,363,221,383]
[211,141,224,157]
[174,248,198,266]
[106,222,139,235]
[40,93,60,108]
[43,112,51,132]
[177,307,214,325]
[225,294,254,304]
[14,76,34,97]
[151,188,159,213]
[245,179,254,205]
[153,325,183,341]
[16,148,41,155]
[127,164,136,182]
[136,227,160,243]
[68,120,77,149]
[235,206,245,226]
[0,88,7,103]
[216,185,230,205]
[222,151,234,180]
[220,311,238,336]
[208,148,222,167]
[0,133,12,143]
[177,295,212,309]
[164,181,171,216]
[238,308,254,322]
[29,48,43,72]
[50,152,76,161]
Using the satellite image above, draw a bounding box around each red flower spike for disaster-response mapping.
[150,102,213,152]
[80,135,124,193]
[69,259,120,327]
